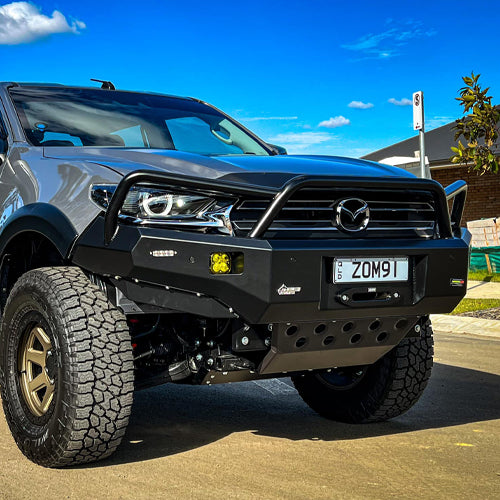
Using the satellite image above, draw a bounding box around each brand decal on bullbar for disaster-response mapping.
[277,284,302,296]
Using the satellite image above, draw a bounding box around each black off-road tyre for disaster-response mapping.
[292,318,434,423]
[0,267,134,467]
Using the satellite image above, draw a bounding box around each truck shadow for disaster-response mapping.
[89,362,500,467]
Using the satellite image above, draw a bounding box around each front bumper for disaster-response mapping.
[72,217,471,324]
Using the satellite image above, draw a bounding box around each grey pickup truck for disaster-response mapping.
[0,82,470,467]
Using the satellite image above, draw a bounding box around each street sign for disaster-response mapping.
[413,91,424,130]
[412,91,426,178]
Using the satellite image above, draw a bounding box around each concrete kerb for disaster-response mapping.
[431,314,500,338]
[466,280,500,299]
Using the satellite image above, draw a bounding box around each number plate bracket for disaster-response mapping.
[336,286,404,308]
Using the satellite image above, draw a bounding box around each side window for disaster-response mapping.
[0,112,8,153]
[111,125,148,147]
[165,116,243,155]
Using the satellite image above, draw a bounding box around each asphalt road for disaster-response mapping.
[0,331,499,500]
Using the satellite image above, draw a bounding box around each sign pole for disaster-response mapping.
[419,127,426,178]
[412,91,426,178]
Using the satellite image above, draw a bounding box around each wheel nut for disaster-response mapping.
[207,358,214,366]
[241,336,249,346]
[195,354,203,362]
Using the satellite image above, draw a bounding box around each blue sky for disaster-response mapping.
[1,0,499,157]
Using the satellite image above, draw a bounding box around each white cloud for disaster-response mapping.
[388,97,412,106]
[267,132,336,153]
[341,20,436,60]
[342,31,394,53]
[318,116,350,128]
[348,101,374,109]
[426,116,453,130]
[266,133,375,157]
[0,2,85,45]
[337,147,373,158]
[239,116,298,122]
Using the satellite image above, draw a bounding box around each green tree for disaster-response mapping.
[451,72,499,174]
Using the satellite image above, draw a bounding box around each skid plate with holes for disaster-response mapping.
[258,317,419,375]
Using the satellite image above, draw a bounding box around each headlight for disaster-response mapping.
[122,187,216,219]
[91,184,234,234]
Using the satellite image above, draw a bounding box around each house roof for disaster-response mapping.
[362,122,459,164]
[363,115,500,166]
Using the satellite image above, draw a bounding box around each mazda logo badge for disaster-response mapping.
[335,198,370,232]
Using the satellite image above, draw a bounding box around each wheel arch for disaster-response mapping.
[0,203,78,309]
[0,203,78,258]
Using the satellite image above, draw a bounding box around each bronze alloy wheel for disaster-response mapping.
[18,325,55,417]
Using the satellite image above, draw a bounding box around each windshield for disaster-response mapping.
[9,87,271,156]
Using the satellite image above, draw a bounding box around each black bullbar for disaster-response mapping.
[69,170,472,324]
[103,170,467,244]
[72,219,471,324]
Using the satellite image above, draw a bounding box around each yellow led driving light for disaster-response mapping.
[210,252,231,274]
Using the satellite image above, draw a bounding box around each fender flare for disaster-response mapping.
[0,203,78,259]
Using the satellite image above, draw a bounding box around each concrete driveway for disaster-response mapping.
[0,330,499,500]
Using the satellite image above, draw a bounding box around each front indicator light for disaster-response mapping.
[210,253,231,274]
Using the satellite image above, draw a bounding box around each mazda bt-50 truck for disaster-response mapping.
[0,82,469,467]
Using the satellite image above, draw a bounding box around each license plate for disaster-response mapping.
[333,257,409,284]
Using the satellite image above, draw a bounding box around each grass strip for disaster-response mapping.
[451,298,500,315]
[468,271,500,283]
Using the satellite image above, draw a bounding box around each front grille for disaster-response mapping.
[231,187,437,239]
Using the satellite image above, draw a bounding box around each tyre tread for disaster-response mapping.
[0,266,134,467]
[292,318,434,423]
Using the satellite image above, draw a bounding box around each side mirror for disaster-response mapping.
[267,143,287,155]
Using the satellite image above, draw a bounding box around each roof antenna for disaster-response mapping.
[90,79,116,90]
